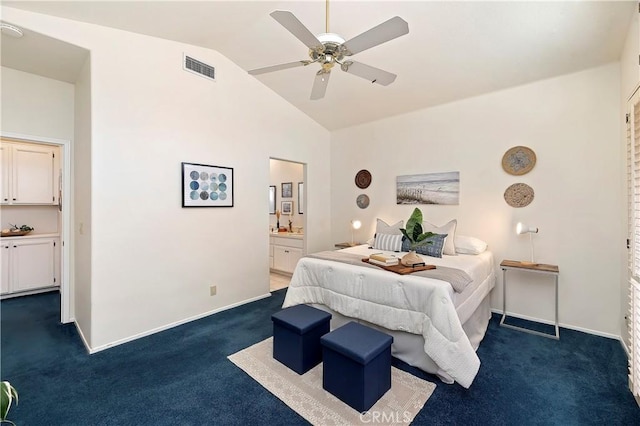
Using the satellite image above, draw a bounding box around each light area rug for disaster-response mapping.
[228,337,436,425]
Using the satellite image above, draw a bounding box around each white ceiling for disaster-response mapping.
[1,1,634,130]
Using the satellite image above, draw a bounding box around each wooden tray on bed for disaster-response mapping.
[362,258,436,275]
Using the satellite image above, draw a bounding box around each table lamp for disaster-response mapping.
[516,222,539,265]
[351,220,362,246]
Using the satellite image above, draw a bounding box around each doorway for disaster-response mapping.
[269,158,306,291]
[1,132,71,323]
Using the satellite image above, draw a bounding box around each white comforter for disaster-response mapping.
[282,246,489,388]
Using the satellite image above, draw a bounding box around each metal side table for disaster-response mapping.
[500,260,560,340]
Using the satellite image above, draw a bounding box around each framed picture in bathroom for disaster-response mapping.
[181,162,234,207]
[281,182,293,198]
[281,201,293,215]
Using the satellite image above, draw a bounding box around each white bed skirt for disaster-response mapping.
[310,293,492,385]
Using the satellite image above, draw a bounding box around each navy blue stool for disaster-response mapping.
[321,321,393,412]
[271,304,332,374]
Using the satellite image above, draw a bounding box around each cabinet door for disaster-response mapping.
[1,243,10,294]
[273,245,289,273]
[0,144,9,205]
[11,239,55,292]
[288,247,303,271]
[12,144,56,204]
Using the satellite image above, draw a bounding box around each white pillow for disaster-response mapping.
[373,233,403,252]
[422,219,457,256]
[376,218,403,235]
[454,235,488,255]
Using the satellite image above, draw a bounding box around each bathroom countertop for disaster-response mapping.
[270,232,304,239]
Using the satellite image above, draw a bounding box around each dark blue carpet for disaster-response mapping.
[1,291,638,425]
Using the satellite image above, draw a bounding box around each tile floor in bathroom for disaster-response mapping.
[269,272,290,292]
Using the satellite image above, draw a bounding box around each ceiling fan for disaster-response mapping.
[248,1,409,100]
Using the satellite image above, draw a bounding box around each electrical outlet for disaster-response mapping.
[210,285,217,296]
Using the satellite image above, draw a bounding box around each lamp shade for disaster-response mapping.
[351,220,362,230]
[516,222,538,235]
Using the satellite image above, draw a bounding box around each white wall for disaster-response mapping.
[74,56,92,344]
[331,63,622,336]
[2,7,332,350]
[620,9,639,347]
[1,67,74,140]
[270,159,304,231]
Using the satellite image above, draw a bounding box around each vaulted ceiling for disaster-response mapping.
[2,1,634,130]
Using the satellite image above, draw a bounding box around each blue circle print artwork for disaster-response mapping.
[183,163,232,207]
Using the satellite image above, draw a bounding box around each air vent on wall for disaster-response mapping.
[183,54,215,81]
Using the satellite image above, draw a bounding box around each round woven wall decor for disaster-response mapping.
[502,146,536,176]
[504,183,534,208]
[355,169,372,189]
[356,194,370,209]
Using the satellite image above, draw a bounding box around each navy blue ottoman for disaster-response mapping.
[271,304,332,374]
[321,321,393,412]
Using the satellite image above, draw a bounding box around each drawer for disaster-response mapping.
[272,237,303,249]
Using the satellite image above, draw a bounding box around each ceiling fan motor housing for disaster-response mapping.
[310,33,346,70]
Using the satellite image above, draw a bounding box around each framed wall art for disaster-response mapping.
[396,171,459,205]
[269,185,276,214]
[282,182,293,198]
[182,162,234,207]
[281,200,293,215]
[298,182,304,214]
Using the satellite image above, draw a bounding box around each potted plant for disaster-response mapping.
[1,381,18,425]
[399,208,435,266]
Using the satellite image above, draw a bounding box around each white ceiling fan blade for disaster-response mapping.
[310,70,331,100]
[248,60,311,75]
[270,11,323,51]
[341,61,397,86]
[342,16,409,56]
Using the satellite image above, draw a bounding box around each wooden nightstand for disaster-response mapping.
[500,260,560,340]
[334,242,359,249]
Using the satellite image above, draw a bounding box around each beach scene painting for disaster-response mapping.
[396,171,460,205]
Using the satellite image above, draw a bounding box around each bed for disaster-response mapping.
[282,244,496,388]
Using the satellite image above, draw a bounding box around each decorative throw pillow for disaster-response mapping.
[401,234,447,258]
[373,233,403,252]
[454,235,488,255]
[422,219,457,256]
[375,218,404,235]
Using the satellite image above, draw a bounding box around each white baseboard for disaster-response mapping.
[74,320,92,354]
[88,292,272,354]
[490,308,621,340]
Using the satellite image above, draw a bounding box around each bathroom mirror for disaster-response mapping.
[269,185,276,214]
[298,182,304,214]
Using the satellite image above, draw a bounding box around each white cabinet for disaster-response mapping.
[270,235,304,274]
[1,237,58,295]
[1,140,59,205]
